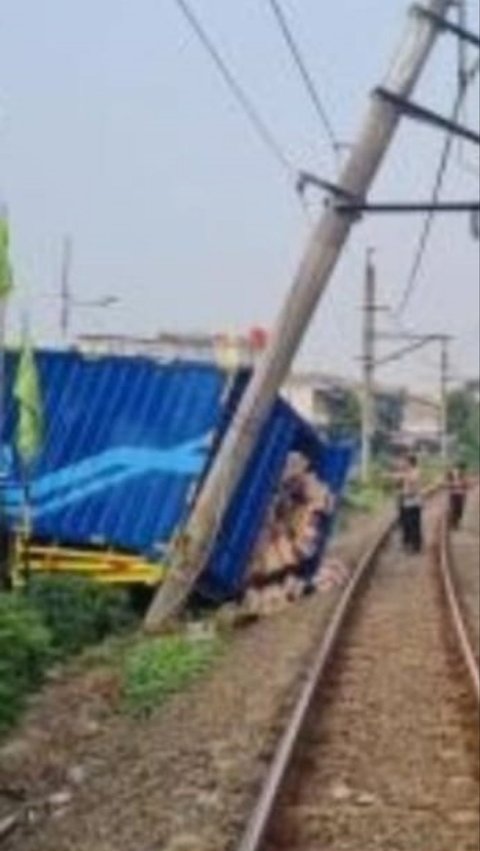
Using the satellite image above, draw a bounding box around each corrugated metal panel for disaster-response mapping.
[200,390,353,599]
[1,351,353,598]
[1,350,226,557]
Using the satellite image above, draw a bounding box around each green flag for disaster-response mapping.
[0,212,13,300]
[14,335,43,466]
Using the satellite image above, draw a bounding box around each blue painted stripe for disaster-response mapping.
[2,437,209,514]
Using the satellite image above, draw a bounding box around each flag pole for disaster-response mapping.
[14,316,43,590]
[20,463,32,589]
[18,312,32,589]
[0,299,9,588]
[0,204,13,589]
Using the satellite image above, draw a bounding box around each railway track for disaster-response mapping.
[237,500,480,851]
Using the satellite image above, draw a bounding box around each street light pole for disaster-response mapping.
[57,236,119,342]
[60,235,73,342]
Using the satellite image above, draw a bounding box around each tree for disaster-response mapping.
[328,388,361,439]
[447,387,480,469]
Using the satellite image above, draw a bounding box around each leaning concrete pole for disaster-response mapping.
[145,0,451,631]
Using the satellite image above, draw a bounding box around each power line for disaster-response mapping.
[395,94,462,316]
[456,1,480,177]
[396,55,480,317]
[266,0,341,169]
[172,0,296,182]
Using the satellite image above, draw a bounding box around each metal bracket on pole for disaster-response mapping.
[377,331,452,342]
[375,337,439,368]
[375,87,480,146]
[412,4,480,48]
[296,171,364,219]
[336,200,480,215]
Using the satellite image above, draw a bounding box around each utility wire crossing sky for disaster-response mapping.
[0,0,478,391]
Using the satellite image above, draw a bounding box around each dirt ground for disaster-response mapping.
[0,512,385,851]
[3,495,477,851]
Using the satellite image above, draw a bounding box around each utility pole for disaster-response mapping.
[361,249,376,482]
[60,235,73,342]
[56,237,119,342]
[144,0,452,631]
[440,335,450,465]
[376,330,452,464]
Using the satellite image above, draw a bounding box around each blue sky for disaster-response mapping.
[1,0,478,391]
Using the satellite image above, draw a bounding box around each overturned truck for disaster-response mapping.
[1,350,353,601]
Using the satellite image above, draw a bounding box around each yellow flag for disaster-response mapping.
[0,211,13,300]
[14,335,43,465]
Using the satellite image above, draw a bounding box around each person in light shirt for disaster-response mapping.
[392,454,423,555]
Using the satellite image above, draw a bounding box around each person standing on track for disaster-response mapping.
[396,454,423,555]
[446,462,469,531]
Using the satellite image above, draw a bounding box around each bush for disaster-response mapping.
[0,593,53,731]
[28,575,136,657]
[122,634,221,715]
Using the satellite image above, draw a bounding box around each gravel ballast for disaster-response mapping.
[264,510,479,851]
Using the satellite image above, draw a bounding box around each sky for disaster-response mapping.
[0,0,479,395]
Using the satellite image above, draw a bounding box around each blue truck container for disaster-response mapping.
[1,350,353,598]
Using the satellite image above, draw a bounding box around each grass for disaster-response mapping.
[0,592,53,732]
[28,575,137,657]
[121,632,223,715]
[344,478,391,515]
[0,576,138,736]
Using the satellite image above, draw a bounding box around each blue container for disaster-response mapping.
[1,350,353,597]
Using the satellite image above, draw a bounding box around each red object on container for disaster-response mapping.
[249,327,268,350]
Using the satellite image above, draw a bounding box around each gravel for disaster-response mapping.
[264,509,480,851]
[0,512,384,851]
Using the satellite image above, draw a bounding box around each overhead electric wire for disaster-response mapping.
[266,0,341,169]
[172,0,296,183]
[456,2,480,177]
[396,54,480,317]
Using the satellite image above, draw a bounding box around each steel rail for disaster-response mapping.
[236,485,478,851]
[236,511,396,851]
[438,508,480,704]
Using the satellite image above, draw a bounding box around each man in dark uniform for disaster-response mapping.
[447,463,469,531]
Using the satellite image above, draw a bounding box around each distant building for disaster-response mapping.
[282,372,352,432]
[391,393,442,454]
[76,328,268,369]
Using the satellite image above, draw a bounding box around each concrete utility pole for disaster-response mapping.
[361,249,376,483]
[144,0,452,631]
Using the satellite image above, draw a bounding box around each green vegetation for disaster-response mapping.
[0,593,52,731]
[328,389,361,439]
[122,633,222,715]
[0,576,138,734]
[28,575,136,657]
[344,476,390,515]
[448,387,480,470]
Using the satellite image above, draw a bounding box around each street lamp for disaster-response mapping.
[40,292,120,341]
[60,294,120,341]
[55,236,120,341]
